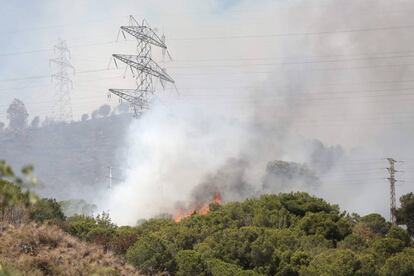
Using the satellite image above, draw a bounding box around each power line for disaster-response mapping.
[168,23,414,41]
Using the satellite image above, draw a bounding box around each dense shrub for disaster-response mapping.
[1,161,413,276]
[122,193,414,275]
[29,198,65,224]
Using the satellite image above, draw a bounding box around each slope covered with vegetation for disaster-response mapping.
[0,161,141,275]
[1,160,414,275]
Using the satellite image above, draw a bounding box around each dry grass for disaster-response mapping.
[0,223,142,275]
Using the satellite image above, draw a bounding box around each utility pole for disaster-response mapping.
[108,166,112,190]
[108,15,175,117]
[50,38,75,121]
[386,158,397,225]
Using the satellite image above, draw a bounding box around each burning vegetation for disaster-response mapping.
[173,193,222,222]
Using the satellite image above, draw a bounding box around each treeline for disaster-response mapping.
[1,161,414,275]
[0,98,130,133]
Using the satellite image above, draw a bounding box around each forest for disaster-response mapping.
[0,161,413,275]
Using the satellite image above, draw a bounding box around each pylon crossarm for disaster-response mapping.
[113,54,174,83]
[50,59,75,70]
[121,26,167,49]
[51,74,72,83]
[109,89,151,109]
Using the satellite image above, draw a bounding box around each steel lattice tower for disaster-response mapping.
[109,15,175,117]
[386,158,398,225]
[50,39,75,121]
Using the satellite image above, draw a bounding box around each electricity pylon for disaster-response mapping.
[386,158,398,225]
[108,15,175,118]
[50,38,75,121]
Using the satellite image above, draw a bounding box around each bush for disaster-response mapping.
[176,250,210,276]
[63,215,97,239]
[126,234,177,274]
[380,248,414,276]
[29,198,65,224]
[108,226,140,255]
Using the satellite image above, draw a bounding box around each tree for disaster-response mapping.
[396,193,414,237]
[98,104,111,117]
[387,226,411,246]
[30,116,40,128]
[6,99,28,132]
[176,250,211,276]
[0,121,5,132]
[81,113,89,122]
[380,248,414,276]
[359,214,390,236]
[29,198,65,223]
[126,234,177,274]
[117,102,129,114]
[41,116,56,127]
[302,249,374,276]
[91,110,99,119]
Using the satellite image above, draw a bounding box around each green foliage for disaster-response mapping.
[108,226,140,255]
[297,212,351,241]
[126,233,177,274]
[360,214,390,236]
[338,234,367,251]
[278,192,338,217]
[176,250,210,276]
[369,238,405,261]
[303,249,366,276]
[380,248,414,276]
[59,199,97,217]
[29,198,65,224]
[206,258,260,276]
[63,212,116,250]
[387,226,412,247]
[396,193,414,237]
[120,192,414,275]
[64,215,97,239]
[2,163,414,276]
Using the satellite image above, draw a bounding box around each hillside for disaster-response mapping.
[0,223,141,276]
[0,113,132,202]
[0,161,413,276]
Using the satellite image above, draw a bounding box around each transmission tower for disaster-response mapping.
[108,15,175,117]
[386,158,398,225]
[50,38,75,121]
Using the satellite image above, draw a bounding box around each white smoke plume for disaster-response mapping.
[98,0,414,225]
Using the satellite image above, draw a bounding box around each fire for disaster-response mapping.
[173,193,222,222]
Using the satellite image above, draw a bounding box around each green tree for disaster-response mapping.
[338,234,367,251]
[387,226,411,247]
[297,212,351,241]
[303,249,365,276]
[176,250,211,276]
[109,226,140,255]
[6,99,28,132]
[63,215,97,239]
[380,248,414,276]
[370,238,405,261]
[360,214,390,236]
[29,198,65,224]
[396,193,414,237]
[126,234,177,274]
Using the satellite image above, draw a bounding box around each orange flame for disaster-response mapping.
[174,193,222,222]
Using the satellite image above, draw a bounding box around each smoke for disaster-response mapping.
[98,0,414,225]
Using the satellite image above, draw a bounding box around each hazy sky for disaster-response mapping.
[0,0,249,121]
